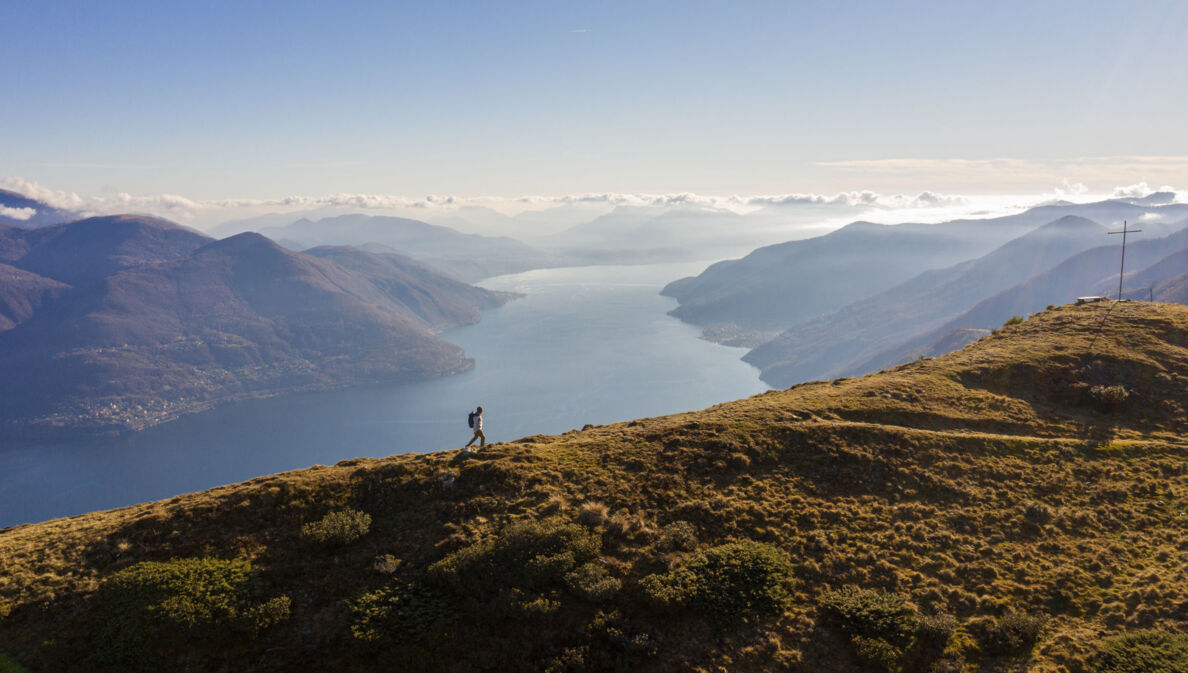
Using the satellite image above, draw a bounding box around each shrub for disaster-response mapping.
[94,558,287,664]
[428,520,601,600]
[969,611,1045,655]
[577,502,609,528]
[916,612,958,652]
[657,521,698,552]
[350,581,456,643]
[373,554,402,574]
[640,541,794,623]
[1087,630,1188,673]
[237,595,291,635]
[852,635,902,672]
[301,508,372,546]
[819,586,919,646]
[565,562,621,602]
[1004,315,1024,326]
[1089,385,1130,412]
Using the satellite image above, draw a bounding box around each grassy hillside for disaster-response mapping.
[3,302,1188,672]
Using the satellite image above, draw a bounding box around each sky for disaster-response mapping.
[2,0,1187,226]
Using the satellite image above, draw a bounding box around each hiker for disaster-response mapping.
[465,405,485,450]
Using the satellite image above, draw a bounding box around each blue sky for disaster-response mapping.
[3,0,1187,206]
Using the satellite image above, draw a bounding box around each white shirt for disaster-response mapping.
[473,413,483,431]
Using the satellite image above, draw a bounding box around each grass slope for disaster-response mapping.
[2,302,1188,672]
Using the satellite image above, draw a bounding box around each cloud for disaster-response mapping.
[511,190,967,211]
[0,205,36,221]
[817,155,1188,193]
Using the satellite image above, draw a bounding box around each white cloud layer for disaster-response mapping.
[2,171,1183,231]
[0,205,36,221]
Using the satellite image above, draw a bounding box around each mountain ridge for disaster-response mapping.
[0,218,515,437]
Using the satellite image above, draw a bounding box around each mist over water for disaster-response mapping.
[0,262,767,527]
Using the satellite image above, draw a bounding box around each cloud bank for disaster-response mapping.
[2,171,1182,231]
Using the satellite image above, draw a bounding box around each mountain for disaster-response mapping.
[663,198,1188,334]
[1155,270,1188,303]
[0,262,69,331]
[848,225,1188,377]
[0,214,211,285]
[0,219,514,436]
[544,205,749,263]
[3,302,1188,673]
[303,245,516,332]
[239,213,558,281]
[741,215,1113,385]
[0,188,78,228]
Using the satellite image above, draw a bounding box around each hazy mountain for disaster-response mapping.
[0,214,210,286]
[303,245,516,332]
[0,188,78,228]
[6,302,1188,673]
[1156,271,1188,303]
[663,197,1188,334]
[0,263,69,331]
[543,205,750,263]
[847,225,1188,377]
[0,219,514,436]
[241,213,558,282]
[742,215,1112,385]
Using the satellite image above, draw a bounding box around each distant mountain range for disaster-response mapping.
[0,215,513,436]
[663,197,1188,387]
[212,213,561,282]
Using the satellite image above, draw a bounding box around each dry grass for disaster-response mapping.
[2,302,1188,672]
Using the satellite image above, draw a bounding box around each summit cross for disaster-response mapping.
[1107,221,1142,301]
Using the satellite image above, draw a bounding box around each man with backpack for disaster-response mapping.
[464,405,485,452]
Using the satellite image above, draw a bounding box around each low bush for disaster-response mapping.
[969,611,1045,656]
[428,520,601,600]
[916,612,958,653]
[564,562,621,602]
[641,541,794,623]
[1003,315,1024,326]
[819,586,919,646]
[301,508,372,546]
[1088,385,1130,412]
[350,580,457,643]
[94,558,288,665]
[1087,630,1188,673]
[657,521,698,552]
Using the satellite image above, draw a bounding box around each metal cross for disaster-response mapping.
[1107,220,1142,301]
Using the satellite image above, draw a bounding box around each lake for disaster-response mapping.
[0,262,768,527]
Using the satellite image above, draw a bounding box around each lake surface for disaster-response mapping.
[0,262,768,527]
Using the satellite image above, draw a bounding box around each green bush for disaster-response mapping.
[970,611,1045,655]
[301,508,372,546]
[1087,631,1188,673]
[852,635,902,672]
[94,558,288,664]
[350,581,457,643]
[565,562,621,602]
[428,520,601,600]
[819,586,919,646]
[657,521,698,552]
[1003,315,1024,326]
[640,541,794,623]
[916,612,958,653]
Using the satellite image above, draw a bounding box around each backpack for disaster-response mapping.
[468,411,476,429]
